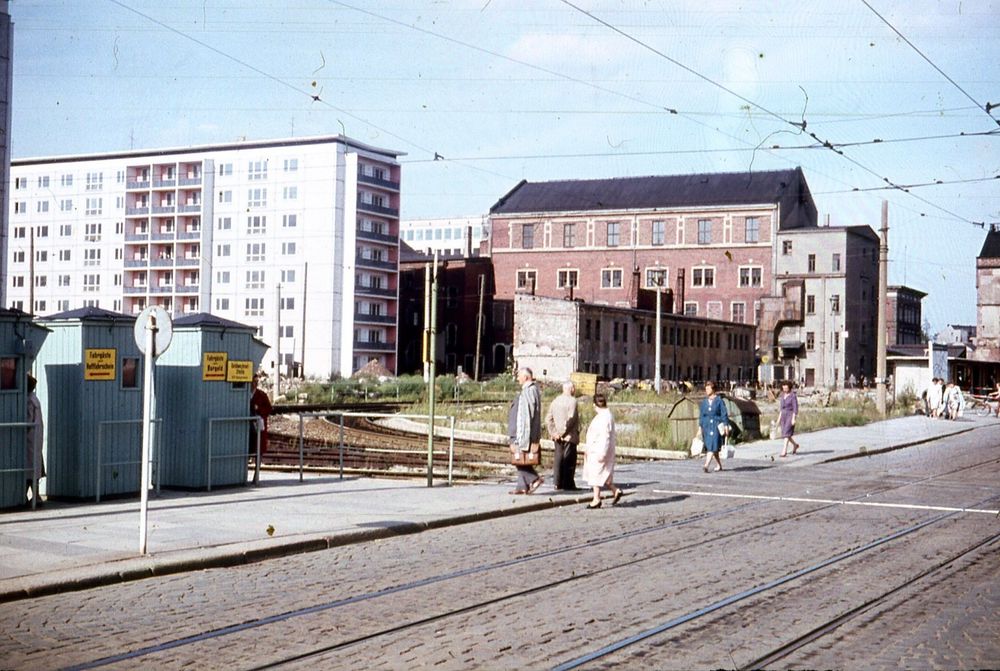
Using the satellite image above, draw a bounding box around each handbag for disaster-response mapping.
[717,421,730,436]
[511,442,541,466]
[690,435,704,456]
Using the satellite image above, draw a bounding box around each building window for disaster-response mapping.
[684,302,698,316]
[246,243,266,262]
[601,268,623,288]
[85,172,103,191]
[247,215,266,235]
[563,223,576,248]
[60,174,73,187]
[645,268,668,288]
[806,332,815,350]
[732,302,746,323]
[283,186,298,200]
[11,276,24,288]
[14,201,26,214]
[651,220,665,246]
[516,269,537,290]
[85,198,103,216]
[218,163,232,176]
[216,244,231,257]
[215,298,230,311]
[697,219,712,245]
[832,253,841,272]
[692,266,715,287]
[807,254,816,272]
[60,224,72,236]
[556,269,578,288]
[281,269,296,283]
[245,270,265,289]
[60,199,73,212]
[521,223,535,249]
[606,222,620,247]
[282,242,296,255]
[745,217,759,243]
[13,251,24,263]
[12,226,24,239]
[14,176,27,189]
[283,158,298,172]
[217,216,232,231]
[245,297,264,316]
[247,160,268,180]
[83,274,100,292]
[280,297,295,310]
[282,214,297,228]
[806,295,816,314]
[35,251,48,263]
[782,240,792,255]
[84,249,101,266]
[37,201,50,213]
[738,266,762,288]
[247,188,267,208]
[831,295,841,313]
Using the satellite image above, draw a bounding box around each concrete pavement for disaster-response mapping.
[0,412,992,602]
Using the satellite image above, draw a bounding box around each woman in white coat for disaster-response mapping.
[583,393,622,509]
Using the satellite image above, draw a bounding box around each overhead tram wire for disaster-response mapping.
[557,0,990,228]
[861,0,1000,128]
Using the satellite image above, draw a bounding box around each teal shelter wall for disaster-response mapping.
[156,322,266,489]
[0,311,49,508]
[35,316,144,499]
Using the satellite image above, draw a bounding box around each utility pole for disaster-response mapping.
[426,252,439,487]
[473,273,485,382]
[275,283,282,398]
[423,262,431,382]
[654,279,663,393]
[876,200,889,416]
[300,262,308,377]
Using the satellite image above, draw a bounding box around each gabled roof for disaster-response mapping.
[38,307,135,322]
[489,167,817,229]
[172,313,256,330]
[978,227,1000,259]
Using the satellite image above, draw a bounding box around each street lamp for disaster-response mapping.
[830,295,839,389]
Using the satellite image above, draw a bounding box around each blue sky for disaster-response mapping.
[10,0,1000,333]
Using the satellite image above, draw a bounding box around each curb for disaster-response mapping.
[0,493,592,604]
[818,424,980,464]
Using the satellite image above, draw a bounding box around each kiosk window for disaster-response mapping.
[0,358,17,390]
[122,358,139,389]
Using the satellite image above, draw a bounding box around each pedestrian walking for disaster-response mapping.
[545,380,580,491]
[508,367,543,495]
[778,381,800,457]
[699,381,729,473]
[26,375,45,504]
[582,393,622,508]
[928,378,944,418]
[249,374,273,457]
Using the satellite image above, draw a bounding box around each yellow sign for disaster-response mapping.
[570,372,598,397]
[202,352,228,381]
[227,360,253,383]
[84,348,117,381]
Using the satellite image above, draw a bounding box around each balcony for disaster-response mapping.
[358,173,400,191]
[356,228,397,244]
[152,178,176,189]
[354,312,396,325]
[126,180,150,190]
[356,257,397,271]
[126,207,150,216]
[125,259,150,268]
[153,205,176,214]
[177,230,201,240]
[355,285,396,298]
[357,201,399,218]
[175,285,199,294]
[125,232,149,242]
[175,257,200,267]
[178,204,201,213]
[152,231,176,241]
[179,176,202,186]
[150,258,174,267]
[150,285,173,294]
[123,286,148,295]
[353,340,395,352]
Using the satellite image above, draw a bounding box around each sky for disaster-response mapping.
[9,0,1000,334]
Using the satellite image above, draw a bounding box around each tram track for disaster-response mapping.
[61,454,1000,671]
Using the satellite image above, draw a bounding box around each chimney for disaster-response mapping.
[465,225,473,258]
[824,213,831,227]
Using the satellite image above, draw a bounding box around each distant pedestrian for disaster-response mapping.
[249,374,273,457]
[699,381,729,473]
[583,393,622,508]
[778,381,800,457]
[508,367,543,495]
[545,380,580,491]
[928,378,944,418]
[26,375,44,503]
[848,373,856,389]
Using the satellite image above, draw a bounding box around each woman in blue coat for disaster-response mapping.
[698,381,729,473]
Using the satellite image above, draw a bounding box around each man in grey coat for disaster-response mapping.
[545,381,580,491]
[508,367,543,494]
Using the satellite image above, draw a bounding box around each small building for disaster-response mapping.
[665,394,760,449]
[155,313,267,490]
[0,308,49,508]
[33,308,145,500]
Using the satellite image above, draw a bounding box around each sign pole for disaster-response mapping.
[138,315,157,555]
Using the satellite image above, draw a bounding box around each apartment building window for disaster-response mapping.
[807,254,816,272]
[34,301,47,312]
[600,268,623,288]
[13,251,24,263]
[215,271,230,285]
[832,253,841,272]
[85,172,103,191]
[85,197,102,216]
[85,223,102,241]
[215,298,230,311]
[831,295,841,313]
[738,266,762,287]
[60,174,73,188]
[606,222,620,247]
[60,224,72,236]
[281,325,294,337]
[732,302,746,323]
[645,268,668,288]
[58,275,71,287]
[782,240,792,255]
[806,295,815,314]
[247,215,266,234]
[115,221,124,235]
[14,201,26,214]
[556,269,578,288]
[745,217,760,243]
[37,175,50,188]
[35,251,48,263]
[13,226,25,239]
[245,297,264,316]
[84,249,101,266]
[247,160,268,180]
[651,220,666,246]
[217,216,231,231]
[218,163,232,176]
[516,269,537,290]
[246,243,266,262]
[246,270,265,289]
[282,186,297,200]
[247,188,267,208]
[216,244,231,257]
[684,302,698,316]
[833,331,841,351]
[280,297,295,310]
[32,274,47,288]
[522,223,535,249]
[83,274,100,292]
[14,176,27,189]
[60,199,73,212]
[697,219,712,244]
[282,242,296,255]
[281,269,296,283]
[218,190,232,203]
[11,276,24,288]
[563,223,576,248]
[692,266,715,287]
[37,201,50,214]
[283,158,298,172]
[806,331,815,350]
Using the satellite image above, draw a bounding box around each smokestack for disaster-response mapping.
[824,213,831,227]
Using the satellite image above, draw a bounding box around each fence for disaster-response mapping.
[96,418,163,502]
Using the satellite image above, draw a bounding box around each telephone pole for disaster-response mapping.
[876,200,889,416]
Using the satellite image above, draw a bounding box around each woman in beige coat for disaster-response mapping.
[582,393,622,509]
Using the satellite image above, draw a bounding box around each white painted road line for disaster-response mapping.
[651,489,1000,516]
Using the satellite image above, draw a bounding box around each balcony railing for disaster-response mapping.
[125,232,149,242]
[353,340,395,352]
[354,285,396,298]
[150,258,174,267]
[124,259,150,268]
[358,173,400,191]
[126,207,150,216]
[357,201,399,218]
[354,312,396,325]
[356,257,397,271]
[178,204,201,213]
[152,179,176,188]
[123,286,148,294]
[179,176,202,186]
[174,257,200,267]
[177,230,201,240]
[356,228,397,244]
[152,231,175,241]
[150,285,173,294]
[126,180,150,190]
[152,205,176,214]
[175,285,199,294]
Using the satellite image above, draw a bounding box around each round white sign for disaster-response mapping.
[133,306,174,356]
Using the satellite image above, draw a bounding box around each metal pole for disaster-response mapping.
[253,421,261,486]
[298,413,304,483]
[275,283,282,398]
[96,424,103,503]
[877,200,889,416]
[338,414,345,480]
[423,262,431,383]
[474,274,485,382]
[139,316,156,554]
[301,261,308,377]
[427,252,439,487]
[654,285,662,393]
[448,415,455,486]
[206,420,213,492]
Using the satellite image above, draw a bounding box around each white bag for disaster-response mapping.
[718,421,730,436]
[690,435,705,456]
[769,419,779,440]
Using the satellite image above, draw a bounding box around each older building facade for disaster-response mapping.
[886,285,926,346]
[974,225,1000,362]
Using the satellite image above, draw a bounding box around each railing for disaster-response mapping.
[152,232,175,241]
[357,173,400,191]
[95,419,162,502]
[354,285,396,298]
[152,205,175,214]
[126,207,150,216]
[206,416,261,490]
[356,228,397,244]
[123,286,148,294]
[354,312,396,324]
[125,232,149,242]
[179,176,202,186]
[177,230,201,240]
[174,257,200,267]
[152,179,176,188]
[353,340,395,352]
[174,285,199,293]
[357,201,399,217]
[125,259,150,268]
[0,422,38,509]
[178,204,201,213]
[356,257,397,271]
[150,259,174,267]
[126,180,150,190]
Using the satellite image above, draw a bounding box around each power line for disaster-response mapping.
[815,175,1000,195]
[860,0,1000,128]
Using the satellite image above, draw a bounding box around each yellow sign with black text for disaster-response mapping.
[227,360,253,383]
[203,352,228,381]
[84,348,117,381]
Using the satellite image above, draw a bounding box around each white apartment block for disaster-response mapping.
[6,135,402,377]
[400,215,487,257]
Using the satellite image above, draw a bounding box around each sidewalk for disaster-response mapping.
[0,413,991,602]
